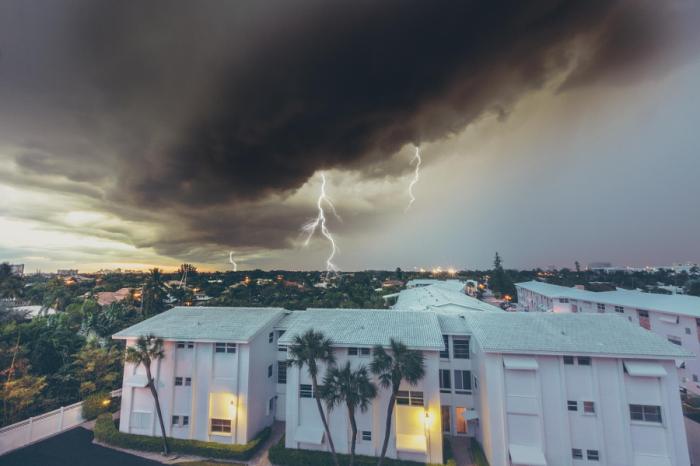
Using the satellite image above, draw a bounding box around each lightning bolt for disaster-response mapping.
[229,252,237,272]
[405,147,422,211]
[302,173,340,279]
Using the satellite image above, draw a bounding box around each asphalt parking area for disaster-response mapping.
[1,426,163,466]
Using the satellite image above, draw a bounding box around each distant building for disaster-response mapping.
[516,280,700,396]
[587,262,612,269]
[57,269,79,277]
[96,288,132,307]
[9,264,24,276]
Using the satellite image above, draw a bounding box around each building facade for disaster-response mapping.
[516,281,700,395]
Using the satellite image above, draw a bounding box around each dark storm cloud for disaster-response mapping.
[1,0,699,259]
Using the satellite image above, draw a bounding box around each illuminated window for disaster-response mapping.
[583,401,595,414]
[211,419,232,433]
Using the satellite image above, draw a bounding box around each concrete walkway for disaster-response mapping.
[448,435,476,466]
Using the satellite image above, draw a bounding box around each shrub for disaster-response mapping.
[81,391,112,421]
[94,413,270,461]
[268,435,445,466]
[470,437,490,466]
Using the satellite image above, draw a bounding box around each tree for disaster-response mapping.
[493,252,502,270]
[142,269,167,316]
[395,267,403,282]
[575,261,581,273]
[320,362,377,466]
[125,334,169,455]
[370,338,426,466]
[72,343,123,397]
[287,329,339,466]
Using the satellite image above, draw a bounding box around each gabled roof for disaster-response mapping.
[277,309,444,350]
[113,307,285,342]
[464,312,695,359]
[517,281,700,318]
[393,284,501,312]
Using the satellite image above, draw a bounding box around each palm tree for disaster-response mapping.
[370,338,426,466]
[142,268,167,316]
[321,362,377,466]
[125,334,169,455]
[287,329,339,466]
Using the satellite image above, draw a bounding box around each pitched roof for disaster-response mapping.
[277,309,444,350]
[464,312,695,358]
[113,307,285,342]
[517,281,700,318]
[393,284,501,312]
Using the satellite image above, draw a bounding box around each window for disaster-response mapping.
[456,407,467,433]
[693,375,698,382]
[668,335,682,346]
[175,377,183,386]
[268,365,273,378]
[572,449,583,460]
[278,362,287,384]
[587,450,600,461]
[300,384,314,398]
[348,347,358,356]
[614,305,624,313]
[453,337,470,359]
[215,342,236,354]
[440,335,449,359]
[563,356,574,365]
[396,390,424,406]
[278,344,287,352]
[172,415,180,426]
[177,342,185,348]
[211,419,232,433]
[439,369,451,393]
[360,348,371,357]
[182,416,189,426]
[597,303,605,311]
[473,376,478,390]
[172,415,190,427]
[559,298,569,303]
[638,309,649,318]
[362,431,371,441]
[578,357,591,366]
[583,401,595,414]
[630,404,662,423]
[268,397,275,415]
[269,332,274,343]
[185,377,192,387]
[454,370,472,394]
[567,400,578,411]
[687,328,692,335]
[178,341,193,348]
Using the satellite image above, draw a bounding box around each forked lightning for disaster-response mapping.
[302,173,340,279]
[405,146,422,211]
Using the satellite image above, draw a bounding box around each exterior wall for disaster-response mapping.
[438,334,475,437]
[119,331,279,445]
[285,346,443,464]
[477,352,691,466]
[515,285,700,394]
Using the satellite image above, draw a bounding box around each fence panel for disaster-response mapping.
[0,392,120,456]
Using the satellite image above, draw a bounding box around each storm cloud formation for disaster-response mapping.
[1,0,699,261]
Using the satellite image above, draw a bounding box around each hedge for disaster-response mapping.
[82,391,113,421]
[469,437,490,466]
[268,435,445,466]
[94,413,270,461]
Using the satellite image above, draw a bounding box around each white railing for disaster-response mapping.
[0,388,122,456]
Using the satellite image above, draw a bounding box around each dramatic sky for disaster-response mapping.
[1,0,699,273]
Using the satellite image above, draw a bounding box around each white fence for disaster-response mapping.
[0,388,122,456]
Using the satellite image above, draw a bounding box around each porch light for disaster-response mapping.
[424,412,431,427]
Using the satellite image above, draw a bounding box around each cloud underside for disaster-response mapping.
[1,0,699,261]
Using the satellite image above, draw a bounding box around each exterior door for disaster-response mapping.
[571,304,578,313]
[455,407,467,434]
[441,406,451,433]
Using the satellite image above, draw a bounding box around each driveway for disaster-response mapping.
[1,427,163,466]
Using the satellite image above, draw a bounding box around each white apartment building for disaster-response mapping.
[516,281,700,395]
[114,301,694,465]
[113,307,286,444]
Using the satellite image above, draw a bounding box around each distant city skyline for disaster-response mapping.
[1,2,699,274]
